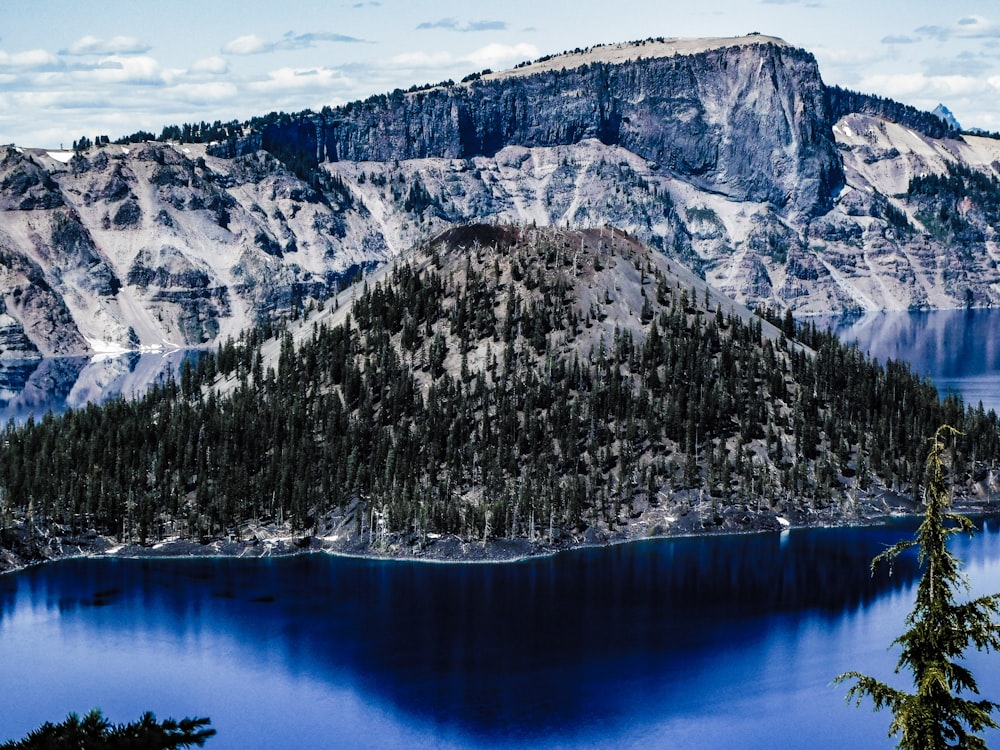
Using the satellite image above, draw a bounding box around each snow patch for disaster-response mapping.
[85,337,131,356]
[45,150,74,163]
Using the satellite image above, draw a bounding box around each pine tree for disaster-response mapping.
[0,709,214,749]
[835,425,1000,749]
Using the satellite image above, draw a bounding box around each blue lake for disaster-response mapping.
[4,309,1000,747]
[823,308,1000,414]
[3,521,1000,749]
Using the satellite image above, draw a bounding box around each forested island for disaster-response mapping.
[1,224,998,570]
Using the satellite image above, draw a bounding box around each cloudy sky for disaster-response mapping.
[3,0,1000,148]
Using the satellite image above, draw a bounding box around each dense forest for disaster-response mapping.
[0,225,997,554]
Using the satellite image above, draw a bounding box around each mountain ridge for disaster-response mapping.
[210,35,839,219]
[1,34,999,355]
[482,33,793,81]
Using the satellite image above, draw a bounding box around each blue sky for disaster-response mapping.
[3,0,1000,148]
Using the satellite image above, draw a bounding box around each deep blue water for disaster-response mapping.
[3,521,1000,749]
[823,308,1000,414]
[3,311,1000,747]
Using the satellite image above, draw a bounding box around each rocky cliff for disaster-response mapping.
[214,35,842,220]
[2,34,1000,355]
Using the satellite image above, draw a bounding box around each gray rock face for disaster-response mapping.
[3,36,1000,355]
[216,41,841,219]
[0,311,38,358]
[0,150,64,211]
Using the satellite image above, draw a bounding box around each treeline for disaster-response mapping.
[0,228,997,547]
[824,85,957,140]
[907,162,1000,244]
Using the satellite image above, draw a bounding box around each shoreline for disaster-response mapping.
[4,500,998,576]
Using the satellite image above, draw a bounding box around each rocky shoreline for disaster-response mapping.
[3,488,996,575]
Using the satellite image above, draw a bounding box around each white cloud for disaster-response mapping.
[222,31,367,56]
[953,15,1000,37]
[72,55,164,86]
[173,81,239,104]
[387,50,455,69]
[859,71,992,100]
[0,49,61,70]
[190,56,229,75]
[811,45,884,67]
[916,15,1000,41]
[9,89,116,111]
[248,66,353,94]
[62,35,151,56]
[386,43,539,74]
[222,34,269,56]
[416,18,508,32]
[464,43,538,70]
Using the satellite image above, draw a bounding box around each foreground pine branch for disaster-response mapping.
[835,425,1000,749]
[0,710,214,749]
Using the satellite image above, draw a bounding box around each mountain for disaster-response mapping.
[933,103,962,131]
[214,35,840,220]
[1,224,998,566]
[3,34,1000,355]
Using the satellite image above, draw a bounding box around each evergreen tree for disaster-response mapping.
[1,226,999,554]
[835,425,1000,749]
[0,710,214,749]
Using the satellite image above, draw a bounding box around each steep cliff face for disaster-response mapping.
[4,35,1000,356]
[216,36,841,219]
[0,142,382,355]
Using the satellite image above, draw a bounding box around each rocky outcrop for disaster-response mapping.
[214,37,842,220]
[4,35,1000,354]
[0,149,64,211]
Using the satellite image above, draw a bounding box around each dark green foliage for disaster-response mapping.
[156,121,240,145]
[908,163,1000,245]
[112,131,156,145]
[403,179,441,217]
[0,709,214,749]
[871,193,915,236]
[835,426,1000,749]
[0,228,997,545]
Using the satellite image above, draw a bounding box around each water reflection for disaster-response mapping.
[0,521,953,749]
[822,308,1000,413]
[0,349,203,424]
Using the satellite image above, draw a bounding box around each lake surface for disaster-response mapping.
[823,308,1000,414]
[3,521,1000,749]
[4,310,1000,747]
[0,349,203,425]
